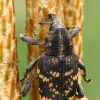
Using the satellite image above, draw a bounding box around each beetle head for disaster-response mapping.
[48,14,57,21]
[48,14,66,30]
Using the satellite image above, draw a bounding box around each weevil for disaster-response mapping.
[20,14,91,100]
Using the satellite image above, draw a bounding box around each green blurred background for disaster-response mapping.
[15,0,100,100]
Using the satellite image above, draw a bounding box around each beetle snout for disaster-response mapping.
[48,14,56,19]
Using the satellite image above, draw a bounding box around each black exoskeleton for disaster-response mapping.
[20,14,91,100]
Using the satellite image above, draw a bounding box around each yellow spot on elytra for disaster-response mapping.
[65,90,69,94]
[53,95,55,97]
[48,99,52,100]
[41,97,52,100]
[56,72,60,77]
[49,83,53,88]
[50,71,53,74]
[37,68,40,74]
[43,77,47,82]
[69,95,75,100]
[70,69,73,73]
[40,90,43,93]
[70,81,73,86]
[41,97,45,100]
[39,88,43,92]
[52,88,56,92]
[52,72,56,77]
[47,79,50,82]
[55,91,59,95]
[39,74,44,79]
[73,76,75,80]
[65,71,70,76]
[43,77,50,82]
[65,70,73,76]
[50,71,60,77]
[50,89,51,91]
[73,75,77,80]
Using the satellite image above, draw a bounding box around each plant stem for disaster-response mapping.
[0,0,21,100]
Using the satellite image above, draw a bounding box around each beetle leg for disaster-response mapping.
[20,34,44,45]
[69,26,81,38]
[78,60,92,83]
[22,75,38,97]
[76,84,84,98]
[20,56,40,85]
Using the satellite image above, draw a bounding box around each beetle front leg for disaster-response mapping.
[20,34,44,45]
[78,60,92,83]
[69,26,81,38]
[20,56,40,85]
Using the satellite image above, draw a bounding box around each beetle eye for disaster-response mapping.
[48,14,51,18]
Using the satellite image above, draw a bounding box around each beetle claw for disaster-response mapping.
[21,75,38,97]
[84,77,92,83]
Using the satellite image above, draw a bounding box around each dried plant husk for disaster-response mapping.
[0,0,21,100]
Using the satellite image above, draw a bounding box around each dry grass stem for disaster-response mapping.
[0,0,21,100]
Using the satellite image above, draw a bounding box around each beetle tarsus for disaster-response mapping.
[22,75,38,97]
[20,34,44,45]
[78,60,92,83]
[83,77,92,83]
